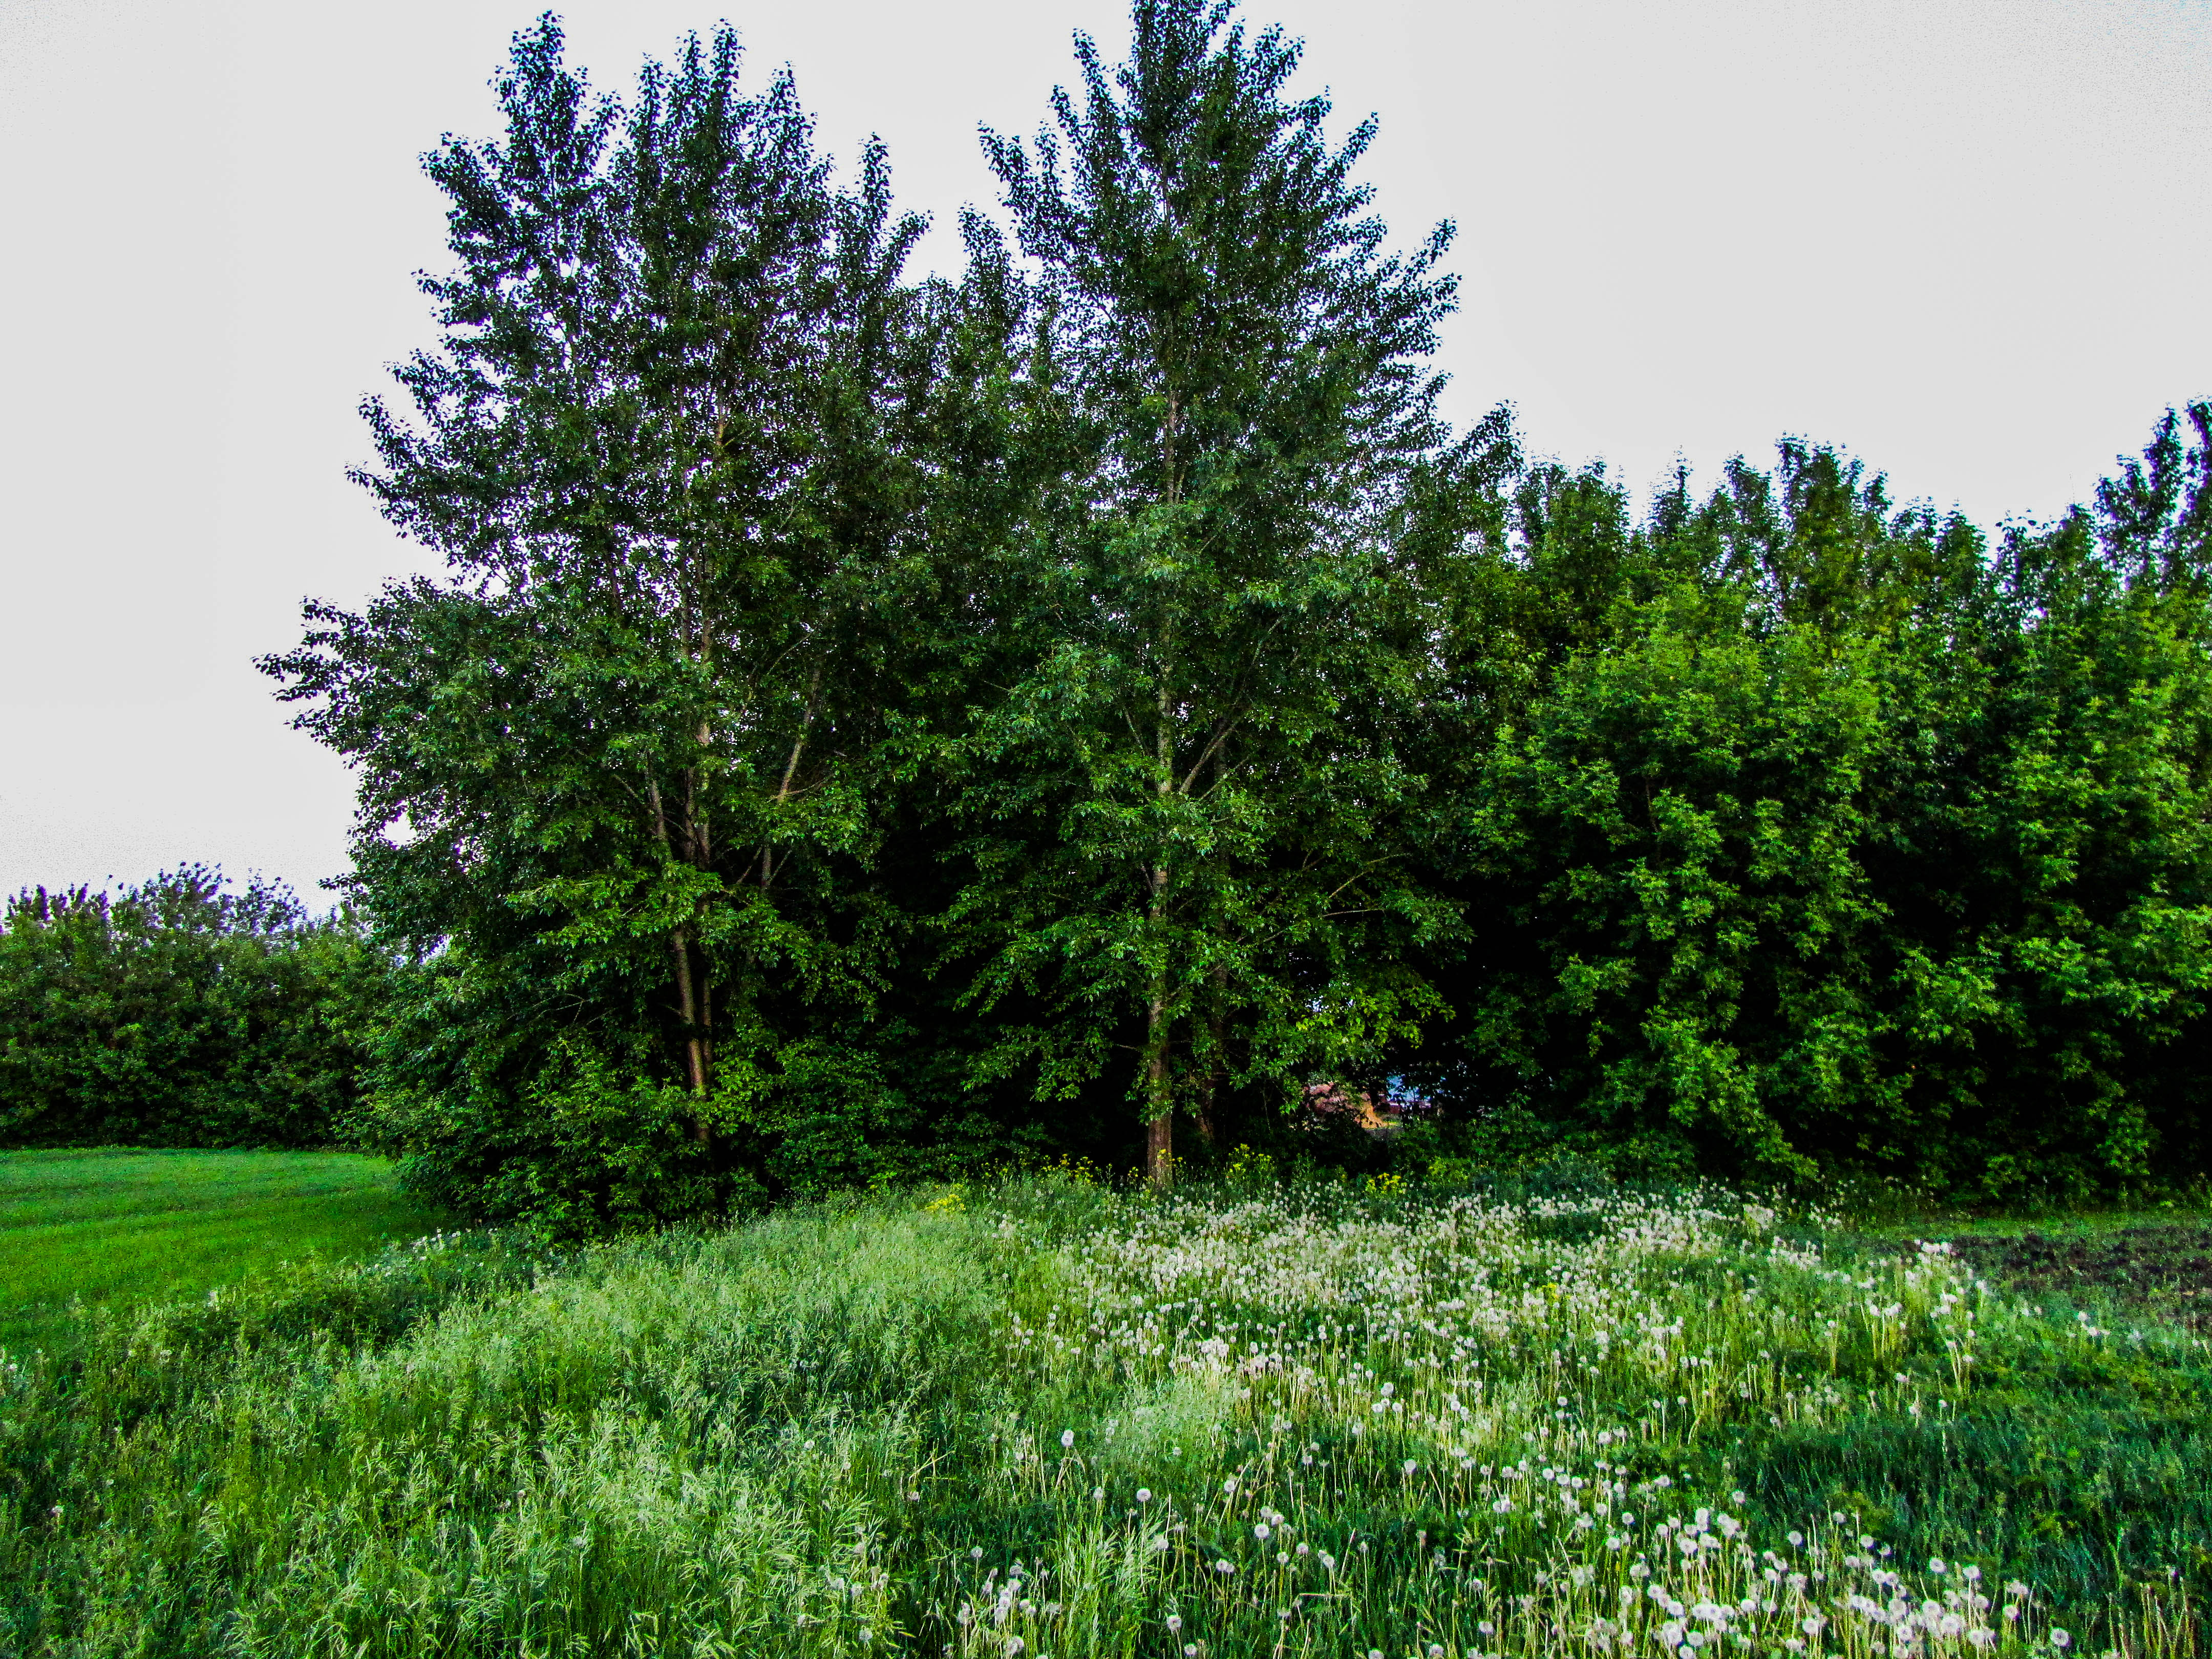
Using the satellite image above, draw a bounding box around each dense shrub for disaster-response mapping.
[0,867,378,1149]
[1409,419,2212,1201]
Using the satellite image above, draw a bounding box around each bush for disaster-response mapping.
[0,867,378,1149]
[1414,419,2212,1200]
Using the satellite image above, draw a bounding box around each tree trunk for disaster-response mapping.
[649,775,714,1139]
[669,929,711,1104]
[1143,968,1173,1188]
[1196,967,1224,1155]
[1143,652,1176,1188]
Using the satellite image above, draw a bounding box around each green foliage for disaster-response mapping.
[244,4,2211,1219]
[0,868,376,1152]
[1412,410,2212,1198]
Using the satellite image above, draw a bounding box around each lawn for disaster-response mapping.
[0,1146,451,1354]
[2,1171,2205,1657]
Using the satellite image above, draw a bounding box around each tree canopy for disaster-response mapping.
[256,4,2212,1230]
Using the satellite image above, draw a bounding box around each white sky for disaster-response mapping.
[3,0,2208,901]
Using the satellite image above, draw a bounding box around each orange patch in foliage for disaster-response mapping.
[1302,1080,1400,1133]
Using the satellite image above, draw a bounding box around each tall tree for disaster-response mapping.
[949,0,1475,1181]
[265,19,938,1227]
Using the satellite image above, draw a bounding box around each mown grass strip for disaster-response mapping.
[0,1147,451,1353]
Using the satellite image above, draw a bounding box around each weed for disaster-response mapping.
[0,1176,2202,1656]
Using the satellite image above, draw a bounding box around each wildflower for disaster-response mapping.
[1136,1490,1152,1504]
[1060,1430,1075,1450]
[1166,1615,1182,1633]
[2052,1631,2071,1649]
[1215,1560,1235,1574]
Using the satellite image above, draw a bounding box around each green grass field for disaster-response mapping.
[2,1167,2205,1657]
[0,1147,451,1354]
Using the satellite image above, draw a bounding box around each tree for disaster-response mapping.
[1408,412,2212,1196]
[0,867,373,1150]
[265,19,942,1228]
[944,0,1481,1182]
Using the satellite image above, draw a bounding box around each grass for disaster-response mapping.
[1,1168,2204,1657]
[1841,1182,2212,1240]
[1865,1207,2212,1241]
[1837,1187,2212,1337]
[0,1146,452,1353]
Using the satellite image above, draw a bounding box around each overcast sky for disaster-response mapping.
[3,0,2208,902]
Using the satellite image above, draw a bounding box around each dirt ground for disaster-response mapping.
[1936,1226,2212,1334]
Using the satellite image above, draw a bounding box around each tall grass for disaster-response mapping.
[1,1174,2202,1656]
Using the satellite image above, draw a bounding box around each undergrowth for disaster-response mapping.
[0,1174,2202,1656]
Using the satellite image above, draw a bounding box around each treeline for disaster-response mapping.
[0,869,374,1148]
[77,1,2194,1231]
[1418,429,2212,1198]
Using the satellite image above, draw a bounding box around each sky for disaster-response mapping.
[2,0,2208,902]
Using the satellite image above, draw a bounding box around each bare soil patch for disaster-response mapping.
[1941,1225,2212,1333]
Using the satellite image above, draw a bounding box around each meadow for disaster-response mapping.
[0,1148,450,1354]
[1,1166,2205,1658]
